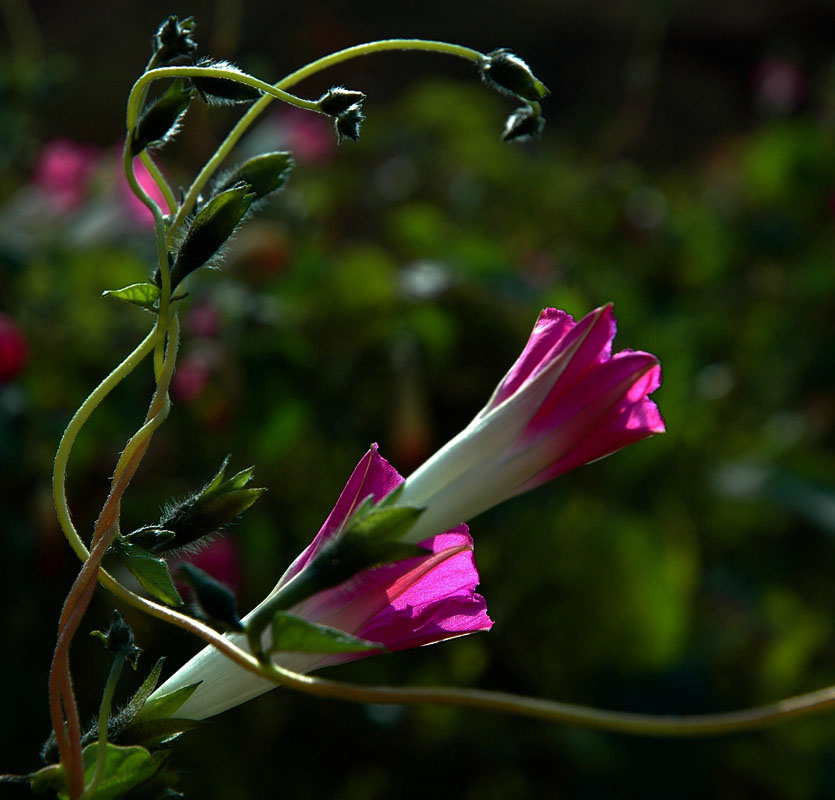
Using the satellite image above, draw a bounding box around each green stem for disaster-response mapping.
[80,654,125,800]
[139,151,177,216]
[52,329,157,563]
[125,65,320,132]
[167,38,483,237]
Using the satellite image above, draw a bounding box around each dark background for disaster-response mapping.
[3,0,835,797]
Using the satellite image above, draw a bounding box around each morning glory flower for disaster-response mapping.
[152,446,491,719]
[397,304,664,542]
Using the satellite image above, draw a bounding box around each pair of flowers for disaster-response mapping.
[157,303,664,719]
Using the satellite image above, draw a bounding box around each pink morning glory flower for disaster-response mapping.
[397,304,665,542]
[152,446,491,719]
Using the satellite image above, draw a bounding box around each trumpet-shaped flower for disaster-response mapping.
[397,304,664,542]
[152,447,491,720]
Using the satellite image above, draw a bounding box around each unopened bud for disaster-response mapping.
[179,563,244,632]
[217,152,294,200]
[318,86,366,116]
[90,611,142,667]
[130,78,194,155]
[192,58,263,105]
[335,104,364,144]
[479,49,549,102]
[151,15,198,67]
[170,183,255,285]
[502,105,546,142]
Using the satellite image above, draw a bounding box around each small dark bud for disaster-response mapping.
[170,183,255,285]
[335,104,364,144]
[217,152,294,200]
[192,57,263,105]
[479,48,549,102]
[318,86,367,116]
[90,611,142,668]
[130,458,266,553]
[152,15,198,67]
[502,105,546,142]
[178,563,244,632]
[130,78,195,155]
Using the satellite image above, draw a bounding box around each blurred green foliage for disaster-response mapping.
[3,16,835,799]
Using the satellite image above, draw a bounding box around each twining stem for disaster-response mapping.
[49,317,179,797]
[167,38,483,237]
[80,653,126,800]
[138,151,177,216]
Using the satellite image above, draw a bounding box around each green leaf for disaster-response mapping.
[270,612,383,655]
[102,283,161,311]
[114,542,183,607]
[133,683,201,723]
[61,743,167,800]
[200,456,230,498]
[28,764,64,795]
[217,466,255,492]
[123,658,166,720]
[119,717,202,749]
[131,78,194,155]
[217,151,294,199]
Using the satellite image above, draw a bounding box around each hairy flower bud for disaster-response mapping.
[334,104,364,144]
[318,86,367,116]
[130,78,195,155]
[151,15,198,67]
[170,183,255,285]
[216,151,294,200]
[502,105,546,142]
[179,563,244,632]
[90,611,142,667]
[192,58,263,105]
[479,48,549,102]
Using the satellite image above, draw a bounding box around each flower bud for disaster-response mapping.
[151,15,198,67]
[216,152,294,200]
[502,105,546,142]
[192,58,263,105]
[170,183,255,285]
[318,86,366,116]
[128,458,265,554]
[178,563,244,632]
[90,610,142,667]
[130,78,195,155]
[479,48,549,102]
[334,104,364,144]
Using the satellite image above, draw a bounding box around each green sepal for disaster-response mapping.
[178,563,244,632]
[502,105,546,142]
[479,48,550,102]
[121,528,177,553]
[335,105,364,144]
[28,764,64,795]
[192,58,262,105]
[122,657,166,720]
[130,79,194,155]
[170,183,255,285]
[118,717,202,749]
[55,744,168,800]
[111,541,183,606]
[270,611,383,655]
[132,683,201,723]
[217,152,294,200]
[102,283,161,312]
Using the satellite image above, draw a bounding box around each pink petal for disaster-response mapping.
[282,445,403,582]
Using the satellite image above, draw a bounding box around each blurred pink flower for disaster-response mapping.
[0,313,28,382]
[753,58,807,113]
[174,537,243,595]
[119,156,169,226]
[153,446,491,719]
[185,302,222,339]
[398,304,665,542]
[277,108,336,164]
[32,139,100,213]
[171,352,213,404]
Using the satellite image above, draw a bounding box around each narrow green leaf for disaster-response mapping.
[200,456,230,498]
[102,283,161,311]
[133,683,201,723]
[218,466,254,492]
[270,612,384,655]
[115,542,183,607]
